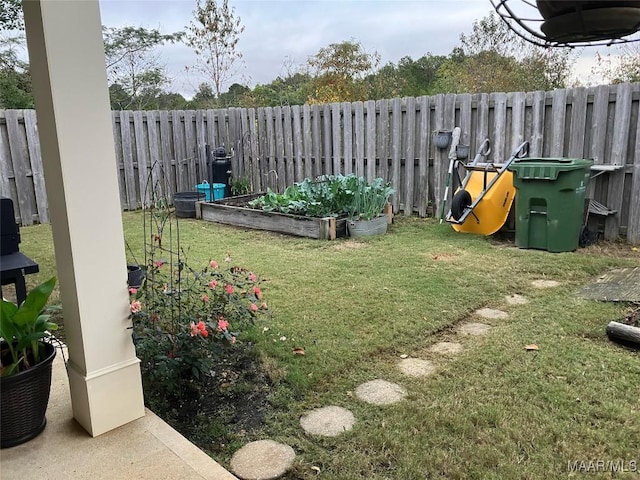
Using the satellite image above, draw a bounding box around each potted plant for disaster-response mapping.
[0,276,58,448]
[347,177,394,238]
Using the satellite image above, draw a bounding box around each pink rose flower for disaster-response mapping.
[209,279,218,289]
[202,294,209,303]
[209,260,218,269]
[218,318,229,330]
[261,302,268,309]
[250,303,258,312]
[128,287,137,295]
[225,284,234,294]
[253,286,262,299]
[130,300,142,313]
[189,322,199,337]
[248,272,257,282]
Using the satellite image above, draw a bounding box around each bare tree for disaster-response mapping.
[184,0,245,99]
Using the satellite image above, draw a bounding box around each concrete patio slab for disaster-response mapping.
[0,348,237,480]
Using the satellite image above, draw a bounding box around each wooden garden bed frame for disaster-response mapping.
[196,193,348,240]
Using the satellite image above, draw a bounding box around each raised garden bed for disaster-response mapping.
[196,193,349,240]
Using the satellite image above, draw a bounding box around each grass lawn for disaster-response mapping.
[18,213,640,479]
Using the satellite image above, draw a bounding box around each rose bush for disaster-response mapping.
[129,255,268,401]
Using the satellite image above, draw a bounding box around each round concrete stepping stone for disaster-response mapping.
[429,341,463,354]
[355,379,407,405]
[230,440,295,480]
[531,279,560,288]
[475,307,508,320]
[505,294,529,305]
[300,406,355,437]
[398,358,436,377]
[458,322,491,336]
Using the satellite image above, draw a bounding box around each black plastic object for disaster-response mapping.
[1,198,20,255]
[1,341,56,448]
[174,192,205,218]
[206,145,232,198]
[451,190,472,221]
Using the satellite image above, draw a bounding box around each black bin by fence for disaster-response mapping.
[206,145,232,198]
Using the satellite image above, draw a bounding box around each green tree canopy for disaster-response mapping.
[432,12,575,93]
[307,39,380,103]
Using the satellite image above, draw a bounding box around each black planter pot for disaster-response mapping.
[127,264,145,288]
[1,341,56,448]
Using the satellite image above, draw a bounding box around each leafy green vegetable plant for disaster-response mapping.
[248,174,393,219]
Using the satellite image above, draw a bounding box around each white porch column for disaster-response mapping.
[22,0,145,436]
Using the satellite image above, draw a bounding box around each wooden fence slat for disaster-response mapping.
[229,108,242,181]
[458,93,472,150]
[292,105,303,181]
[343,102,353,175]
[404,97,416,216]
[257,107,267,190]
[247,108,261,192]
[605,83,632,240]
[312,105,322,178]
[550,88,567,157]
[159,110,175,198]
[24,110,48,223]
[491,92,507,161]
[331,103,341,175]
[112,112,127,208]
[510,92,526,154]
[432,94,445,218]
[195,110,208,185]
[146,110,164,200]
[529,91,545,157]
[274,106,286,192]
[283,106,294,187]
[303,104,313,180]
[120,110,138,209]
[6,110,34,224]
[185,110,199,189]
[365,100,376,182]
[321,104,331,177]
[265,107,276,190]
[0,112,12,199]
[568,87,588,158]
[354,101,365,177]
[418,96,429,217]
[627,115,640,243]
[391,97,402,212]
[133,111,150,207]
[206,109,217,148]
[171,111,187,192]
[475,93,489,155]
[217,109,226,149]
[378,99,389,181]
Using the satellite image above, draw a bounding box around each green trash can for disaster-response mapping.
[508,158,593,253]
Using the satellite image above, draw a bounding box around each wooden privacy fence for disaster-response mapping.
[1,82,639,243]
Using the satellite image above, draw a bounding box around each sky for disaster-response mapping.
[98,0,607,99]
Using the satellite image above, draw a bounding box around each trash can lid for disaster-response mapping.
[509,157,593,180]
